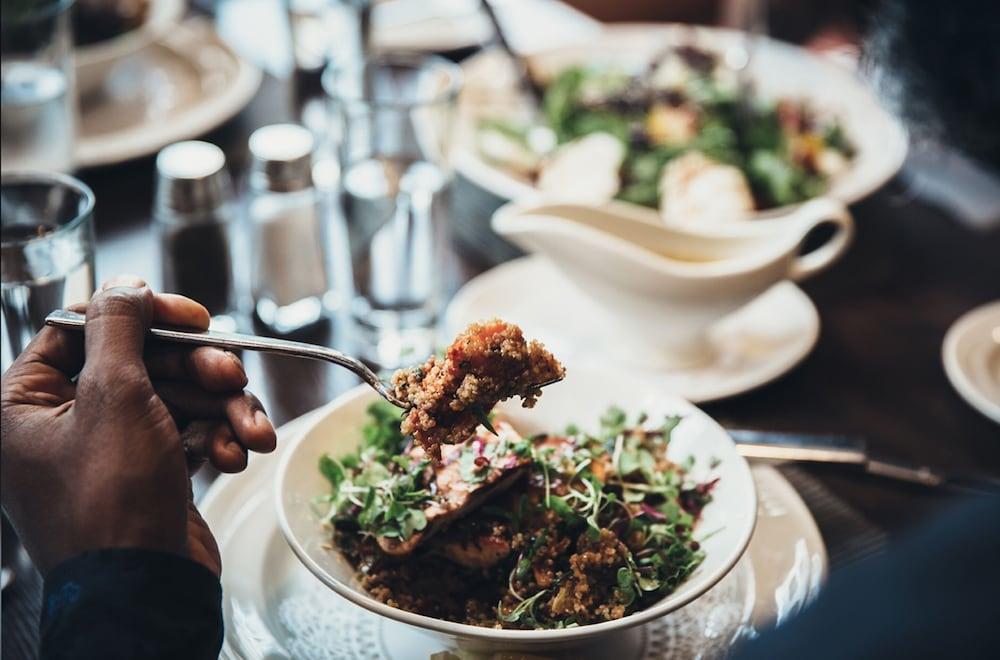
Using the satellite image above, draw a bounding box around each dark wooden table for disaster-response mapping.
[4,64,1000,660]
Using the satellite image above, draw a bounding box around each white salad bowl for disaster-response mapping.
[275,369,757,652]
[454,23,907,226]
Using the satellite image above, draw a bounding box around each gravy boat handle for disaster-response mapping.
[786,198,855,281]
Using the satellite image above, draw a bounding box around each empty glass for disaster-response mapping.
[1,172,96,367]
[1,0,77,173]
[324,54,461,368]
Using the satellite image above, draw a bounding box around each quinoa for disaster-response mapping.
[391,319,565,459]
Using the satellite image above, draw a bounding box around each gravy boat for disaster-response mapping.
[492,197,854,368]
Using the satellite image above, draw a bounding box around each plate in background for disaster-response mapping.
[75,0,187,97]
[75,18,260,168]
[943,300,1000,424]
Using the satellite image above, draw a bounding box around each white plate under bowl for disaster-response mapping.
[202,408,825,660]
[445,256,820,403]
[75,18,261,168]
[454,23,907,223]
[275,376,757,653]
[942,300,1000,425]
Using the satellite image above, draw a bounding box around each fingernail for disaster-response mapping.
[101,275,148,291]
[224,350,245,371]
[247,393,267,416]
[254,409,271,428]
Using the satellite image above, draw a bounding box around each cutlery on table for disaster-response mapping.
[729,429,1000,496]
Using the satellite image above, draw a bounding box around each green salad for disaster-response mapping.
[316,401,718,629]
[476,45,854,216]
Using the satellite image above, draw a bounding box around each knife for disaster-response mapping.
[727,429,1000,496]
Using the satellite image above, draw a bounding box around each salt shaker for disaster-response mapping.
[154,141,241,332]
[247,123,332,333]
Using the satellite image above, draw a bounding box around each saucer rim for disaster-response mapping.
[445,256,821,403]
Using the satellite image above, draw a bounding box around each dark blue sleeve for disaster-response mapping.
[40,549,223,660]
[735,496,1000,660]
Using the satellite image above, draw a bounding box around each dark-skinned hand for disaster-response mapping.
[0,277,276,577]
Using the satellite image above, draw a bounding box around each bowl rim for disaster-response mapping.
[275,383,758,642]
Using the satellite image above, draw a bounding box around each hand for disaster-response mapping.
[1,278,276,577]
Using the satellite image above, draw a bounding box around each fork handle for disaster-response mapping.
[44,309,408,408]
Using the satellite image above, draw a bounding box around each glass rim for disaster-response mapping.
[321,53,464,112]
[1,170,96,248]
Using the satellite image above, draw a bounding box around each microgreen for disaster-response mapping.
[471,405,498,436]
[498,589,548,626]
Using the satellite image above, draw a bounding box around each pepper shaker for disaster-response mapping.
[154,141,241,332]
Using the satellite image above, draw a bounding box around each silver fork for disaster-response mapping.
[45,309,410,408]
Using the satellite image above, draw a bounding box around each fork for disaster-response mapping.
[45,309,411,408]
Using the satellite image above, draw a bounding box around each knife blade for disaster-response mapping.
[727,429,1000,496]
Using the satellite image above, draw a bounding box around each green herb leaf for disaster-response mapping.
[319,454,346,488]
[472,405,499,436]
[617,566,638,606]
[498,589,548,625]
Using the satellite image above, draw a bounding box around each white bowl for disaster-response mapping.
[454,23,908,226]
[275,369,757,652]
[74,0,185,97]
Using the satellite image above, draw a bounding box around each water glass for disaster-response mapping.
[1,0,77,174]
[1,172,96,366]
[324,54,461,368]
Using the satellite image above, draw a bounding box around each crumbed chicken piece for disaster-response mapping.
[392,320,564,460]
[536,132,625,204]
[375,422,531,556]
[659,150,756,224]
[437,519,513,569]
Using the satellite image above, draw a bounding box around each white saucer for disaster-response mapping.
[445,257,820,403]
[75,18,261,168]
[202,407,826,660]
[942,300,1000,424]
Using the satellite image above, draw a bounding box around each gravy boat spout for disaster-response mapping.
[492,198,854,369]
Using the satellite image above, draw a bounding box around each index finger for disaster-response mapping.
[19,288,209,379]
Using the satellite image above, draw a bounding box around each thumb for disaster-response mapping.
[79,279,155,394]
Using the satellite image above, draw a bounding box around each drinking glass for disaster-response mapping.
[1,0,77,174]
[324,54,461,368]
[1,172,96,367]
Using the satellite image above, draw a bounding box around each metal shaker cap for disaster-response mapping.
[155,141,232,218]
[248,124,315,193]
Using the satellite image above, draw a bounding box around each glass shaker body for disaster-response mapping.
[247,123,333,334]
[154,141,242,332]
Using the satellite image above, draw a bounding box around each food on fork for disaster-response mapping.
[391,319,565,460]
